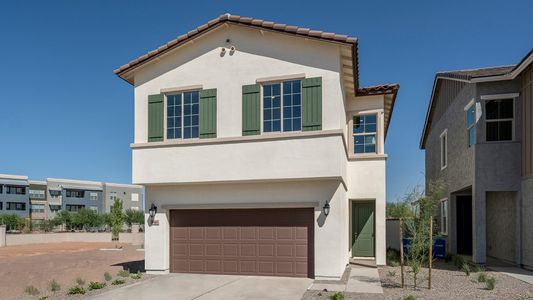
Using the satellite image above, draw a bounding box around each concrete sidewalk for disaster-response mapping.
[89,273,312,300]
[308,264,383,294]
[490,266,533,286]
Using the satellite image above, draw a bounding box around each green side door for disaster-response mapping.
[352,202,375,257]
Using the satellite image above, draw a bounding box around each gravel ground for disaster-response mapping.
[303,261,533,300]
[0,243,147,300]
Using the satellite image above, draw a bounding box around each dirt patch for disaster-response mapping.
[379,261,533,299]
[0,243,146,299]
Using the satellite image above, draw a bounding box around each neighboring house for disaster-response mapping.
[421,49,533,269]
[0,174,30,218]
[115,14,399,279]
[29,180,47,221]
[103,183,143,213]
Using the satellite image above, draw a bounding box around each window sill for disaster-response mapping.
[131,129,344,149]
[348,153,388,161]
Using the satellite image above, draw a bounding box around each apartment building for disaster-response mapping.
[0,174,30,218]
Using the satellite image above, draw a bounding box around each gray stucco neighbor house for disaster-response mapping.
[421,49,533,269]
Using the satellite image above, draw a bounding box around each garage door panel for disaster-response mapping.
[170,208,314,278]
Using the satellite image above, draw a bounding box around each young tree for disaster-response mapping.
[53,210,72,231]
[110,198,124,241]
[402,180,445,289]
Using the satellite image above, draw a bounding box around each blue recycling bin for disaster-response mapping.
[402,237,446,259]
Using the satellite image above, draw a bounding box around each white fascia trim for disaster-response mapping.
[160,84,203,94]
[480,93,520,100]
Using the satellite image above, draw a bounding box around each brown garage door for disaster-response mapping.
[169,208,314,278]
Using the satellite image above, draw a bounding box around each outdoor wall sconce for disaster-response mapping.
[148,203,157,226]
[323,201,330,217]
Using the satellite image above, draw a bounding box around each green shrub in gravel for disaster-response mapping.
[88,281,107,290]
[404,295,415,300]
[452,255,464,268]
[49,279,60,292]
[112,278,126,285]
[486,277,496,290]
[104,271,113,281]
[25,285,39,296]
[117,269,130,277]
[461,262,471,276]
[131,271,143,280]
[387,270,396,277]
[38,297,49,300]
[75,277,85,286]
[68,286,86,295]
[329,291,344,300]
[478,271,488,283]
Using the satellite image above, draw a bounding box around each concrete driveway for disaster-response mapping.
[89,273,312,300]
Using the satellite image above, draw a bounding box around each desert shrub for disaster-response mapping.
[68,286,86,295]
[104,271,112,281]
[0,214,25,231]
[386,248,400,266]
[329,292,344,300]
[25,285,39,296]
[75,277,85,286]
[88,281,106,290]
[112,278,126,285]
[486,277,496,290]
[404,296,415,300]
[131,271,142,280]
[117,269,130,278]
[387,270,396,277]
[478,271,487,283]
[452,255,464,268]
[461,263,471,276]
[124,209,145,227]
[49,279,60,292]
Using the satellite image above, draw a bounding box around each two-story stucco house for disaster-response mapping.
[421,49,533,269]
[115,14,399,279]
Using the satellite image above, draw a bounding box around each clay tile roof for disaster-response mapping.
[114,13,359,88]
[357,83,400,96]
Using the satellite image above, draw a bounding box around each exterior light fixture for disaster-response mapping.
[149,203,157,218]
[323,202,330,216]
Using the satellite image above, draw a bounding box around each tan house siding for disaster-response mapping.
[522,64,533,178]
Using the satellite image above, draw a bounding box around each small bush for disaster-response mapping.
[75,277,85,286]
[404,295,415,300]
[104,272,112,281]
[49,279,60,292]
[112,278,126,285]
[131,271,142,280]
[478,271,488,283]
[386,248,400,266]
[452,255,464,268]
[387,270,396,277]
[117,269,130,278]
[38,297,49,300]
[88,281,107,290]
[68,286,86,295]
[461,263,471,276]
[329,292,344,300]
[25,285,39,296]
[486,277,496,290]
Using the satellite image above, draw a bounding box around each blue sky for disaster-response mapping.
[0,1,531,201]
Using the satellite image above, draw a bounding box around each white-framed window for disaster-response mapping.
[89,206,98,213]
[440,129,447,170]
[29,189,46,199]
[30,204,45,213]
[262,80,302,133]
[353,114,377,154]
[466,104,475,146]
[440,198,448,235]
[89,192,98,201]
[485,98,513,142]
[131,206,139,211]
[167,91,200,139]
[109,192,117,201]
[131,193,139,202]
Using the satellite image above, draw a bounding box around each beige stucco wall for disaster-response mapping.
[5,232,144,246]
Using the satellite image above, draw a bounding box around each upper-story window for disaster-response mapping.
[167,91,200,139]
[440,198,448,235]
[66,190,84,198]
[6,185,26,195]
[89,192,98,201]
[353,114,377,154]
[29,189,46,199]
[0,185,3,194]
[466,104,475,147]
[49,189,61,197]
[7,202,26,211]
[486,99,513,142]
[262,80,302,132]
[440,129,447,170]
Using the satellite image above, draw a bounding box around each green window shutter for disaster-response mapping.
[242,84,261,136]
[199,88,217,139]
[148,94,164,142]
[302,77,322,131]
